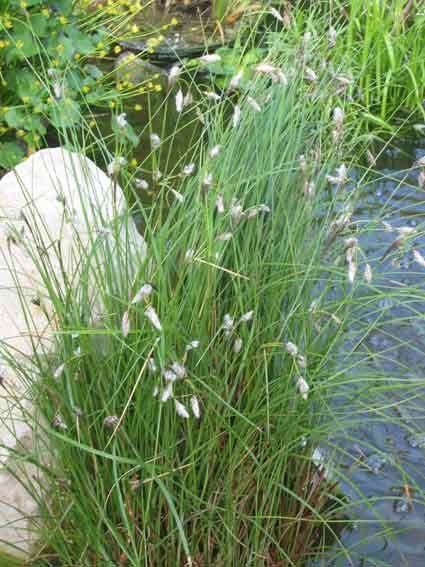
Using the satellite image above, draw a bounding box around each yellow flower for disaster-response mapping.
[1,107,9,113]
[108,101,116,109]
[154,84,162,92]
[74,53,81,61]
[130,159,138,168]
[16,129,26,137]
[52,58,60,66]
[97,42,105,50]
[170,17,178,25]
[33,134,40,143]
[59,16,68,25]
[21,1,28,9]
[99,50,107,58]
[42,8,49,17]
[4,19,12,29]
[114,45,122,54]
[0,41,6,49]
[57,44,65,54]
[82,85,91,93]
[131,24,139,34]
[89,120,96,128]
[21,96,30,104]
[134,104,142,111]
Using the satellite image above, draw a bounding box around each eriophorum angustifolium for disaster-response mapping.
[3,22,425,567]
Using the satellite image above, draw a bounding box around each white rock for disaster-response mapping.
[0,148,146,556]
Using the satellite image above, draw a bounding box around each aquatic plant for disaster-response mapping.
[1,4,425,566]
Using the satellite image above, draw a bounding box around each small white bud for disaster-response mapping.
[233,337,243,353]
[203,172,213,187]
[185,249,196,262]
[209,145,221,158]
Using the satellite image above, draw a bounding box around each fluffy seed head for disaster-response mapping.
[132,283,153,304]
[150,133,161,147]
[182,163,195,176]
[200,53,221,63]
[117,113,128,128]
[53,413,67,430]
[190,395,201,418]
[171,362,187,379]
[175,89,184,113]
[161,382,173,402]
[285,341,298,356]
[122,310,130,337]
[54,363,65,380]
[364,263,373,283]
[297,376,309,400]
[103,415,119,428]
[216,194,225,213]
[174,399,190,418]
[144,305,162,331]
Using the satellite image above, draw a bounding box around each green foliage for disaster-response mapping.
[0,1,120,169]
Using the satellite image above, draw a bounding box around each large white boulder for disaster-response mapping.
[0,147,146,556]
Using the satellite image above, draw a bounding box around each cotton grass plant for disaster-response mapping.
[1,30,425,567]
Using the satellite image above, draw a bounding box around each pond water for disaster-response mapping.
[325,141,425,566]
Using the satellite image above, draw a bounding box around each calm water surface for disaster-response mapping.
[326,141,425,567]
